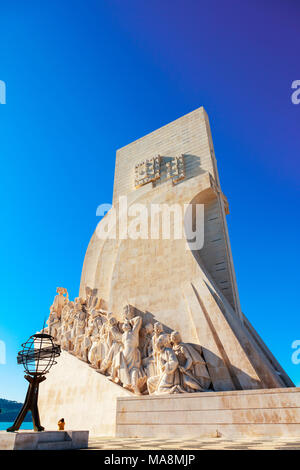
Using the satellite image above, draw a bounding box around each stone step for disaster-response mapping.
[37,440,73,450]
[0,430,89,450]
[38,431,71,443]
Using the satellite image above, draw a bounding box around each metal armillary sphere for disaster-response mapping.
[18,333,60,376]
[7,332,61,433]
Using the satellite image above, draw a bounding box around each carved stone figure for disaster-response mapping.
[147,334,183,395]
[94,319,109,369]
[170,331,211,391]
[47,311,61,341]
[47,287,69,340]
[88,314,106,368]
[73,298,88,358]
[74,298,87,333]
[118,316,146,395]
[63,301,76,351]
[152,322,164,374]
[85,286,99,313]
[122,304,135,322]
[171,331,209,392]
[100,316,123,377]
[88,331,101,367]
[81,316,94,362]
[50,287,69,320]
[141,323,156,377]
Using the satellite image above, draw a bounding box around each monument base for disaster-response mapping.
[116,387,300,439]
[0,430,89,450]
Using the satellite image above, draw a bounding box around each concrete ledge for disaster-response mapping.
[116,388,300,439]
[0,430,89,450]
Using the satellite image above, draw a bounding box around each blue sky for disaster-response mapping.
[0,0,299,401]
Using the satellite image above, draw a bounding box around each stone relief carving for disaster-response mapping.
[171,155,185,184]
[134,155,185,189]
[134,156,161,188]
[46,287,212,395]
[118,316,146,395]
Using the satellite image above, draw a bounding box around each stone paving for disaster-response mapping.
[87,436,300,450]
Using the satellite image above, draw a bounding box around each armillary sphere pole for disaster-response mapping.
[6,332,60,433]
[7,375,46,432]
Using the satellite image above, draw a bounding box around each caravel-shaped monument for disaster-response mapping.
[39,108,298,438]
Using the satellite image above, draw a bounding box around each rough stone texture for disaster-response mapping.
[116,388,300,439]
[0,430,89,450]
[38,351,130,436]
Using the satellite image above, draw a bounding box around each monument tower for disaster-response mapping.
[80,106,292,391]
[39,107,297,438]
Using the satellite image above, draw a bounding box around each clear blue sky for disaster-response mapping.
[0,0,299,401]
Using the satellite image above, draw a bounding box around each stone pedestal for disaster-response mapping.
[116,387,300,439]
[0,430,89,450]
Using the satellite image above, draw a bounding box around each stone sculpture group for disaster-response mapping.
[47,287,212,395]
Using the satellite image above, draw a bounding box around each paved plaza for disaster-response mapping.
[87,436,300,450]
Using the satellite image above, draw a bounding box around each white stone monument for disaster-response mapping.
[38,107,299,439]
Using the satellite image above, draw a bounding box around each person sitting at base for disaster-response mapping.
[58,418,65,430]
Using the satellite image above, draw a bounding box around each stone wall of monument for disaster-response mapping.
[116,388,300,439]
[112,107,216,203]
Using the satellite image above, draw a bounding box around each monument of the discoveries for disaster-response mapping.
[39,107,299,438]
